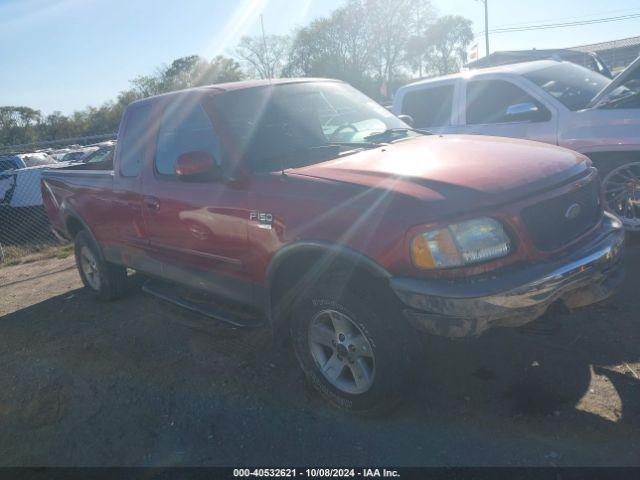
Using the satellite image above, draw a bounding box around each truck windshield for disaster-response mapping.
[207,82,411,173]
[523,63,610,111]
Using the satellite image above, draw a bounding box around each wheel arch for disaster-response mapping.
[65,215,85,239]
[265,241,392,336]
[584,150,640,176]
[61,206,105,261]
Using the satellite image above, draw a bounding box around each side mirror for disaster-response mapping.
[175,151,222,181]
[504,102,542,121]
[397,114,415,127]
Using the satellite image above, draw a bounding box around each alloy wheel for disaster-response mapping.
[308,309,375,395]
[602,162,640,231]
[80,246,101,290]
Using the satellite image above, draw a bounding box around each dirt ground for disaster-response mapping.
[0,238,639,466]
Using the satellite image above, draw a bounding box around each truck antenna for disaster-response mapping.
[260,14,283,175]
[260,14,271,83]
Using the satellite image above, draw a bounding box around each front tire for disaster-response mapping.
[290,279,412,415]
[74,230,127,301]
[601,161,640,232]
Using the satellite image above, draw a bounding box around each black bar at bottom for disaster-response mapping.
[0,467,637,480]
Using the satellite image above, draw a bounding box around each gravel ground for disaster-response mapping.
[0,238,638,466]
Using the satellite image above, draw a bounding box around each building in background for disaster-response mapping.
[570,35,640,74]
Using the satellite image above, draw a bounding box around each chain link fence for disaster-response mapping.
[0,134,116,266]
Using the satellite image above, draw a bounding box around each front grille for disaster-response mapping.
[521,179,601,251]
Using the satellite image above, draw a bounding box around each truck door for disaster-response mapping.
[102,102,152,268]
[459,78,558,145]
[140,97,253,307]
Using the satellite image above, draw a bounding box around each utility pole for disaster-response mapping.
[481,0,490,57]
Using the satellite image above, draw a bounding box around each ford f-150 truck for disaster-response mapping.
[42,78,625,414]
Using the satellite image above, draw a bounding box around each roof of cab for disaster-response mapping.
[129,78,343,107]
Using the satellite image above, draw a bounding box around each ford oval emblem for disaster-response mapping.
[565,203,582,220]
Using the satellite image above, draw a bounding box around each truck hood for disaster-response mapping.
[589,55,640,108]
[290,135,588,214]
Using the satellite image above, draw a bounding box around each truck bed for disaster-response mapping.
[41,167,116,240]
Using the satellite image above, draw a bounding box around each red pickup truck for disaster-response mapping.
[42,78,624,414]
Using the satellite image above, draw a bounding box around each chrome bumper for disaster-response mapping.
[391,213,625,338]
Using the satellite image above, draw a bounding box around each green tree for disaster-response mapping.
[423,15,474,75]
[0,106,41,145]
[236,35,291,79]
[404,0,437,77]
[366,0,414,85]
[286,0,437,98]
[285,1,374,94]
[130,55,244,97]
[197,55,245,84]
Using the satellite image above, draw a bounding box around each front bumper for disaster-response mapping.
[391,213,625,338]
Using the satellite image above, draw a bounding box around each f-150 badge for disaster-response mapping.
[250,211,273,229]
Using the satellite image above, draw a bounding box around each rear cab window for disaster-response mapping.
[400,84,455,129]
[119,103,153,177]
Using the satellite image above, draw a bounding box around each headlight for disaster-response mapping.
[411,218,512,269]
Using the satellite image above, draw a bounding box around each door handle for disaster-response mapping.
[143,195,160,211]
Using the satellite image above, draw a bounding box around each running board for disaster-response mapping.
[142,279,264,328]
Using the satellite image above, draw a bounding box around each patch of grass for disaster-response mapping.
[0,242,72,268]
[53,244,74,259]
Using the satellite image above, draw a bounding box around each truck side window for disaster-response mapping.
[401,85,454,128]
[466,79,550,125]
[119,103,152,177]
[155,101,221,176]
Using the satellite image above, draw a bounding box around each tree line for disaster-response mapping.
[0,0,472,148]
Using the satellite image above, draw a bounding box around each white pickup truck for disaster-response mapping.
[392,58,640,230]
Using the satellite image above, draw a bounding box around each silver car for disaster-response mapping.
[393,58,640,230]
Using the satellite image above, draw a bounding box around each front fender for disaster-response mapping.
[264,241,391,327]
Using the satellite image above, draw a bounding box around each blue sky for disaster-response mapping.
[1,0,639,114]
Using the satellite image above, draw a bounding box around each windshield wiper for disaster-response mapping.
[596,90,640,108]
[327,141,380,149]
[363,127,432,143]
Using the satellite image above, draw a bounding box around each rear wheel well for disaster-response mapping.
[269,250,392,338]
[65,216,85,239]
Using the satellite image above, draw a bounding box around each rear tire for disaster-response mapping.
[74,230,127,301]
[290,278,413,415]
